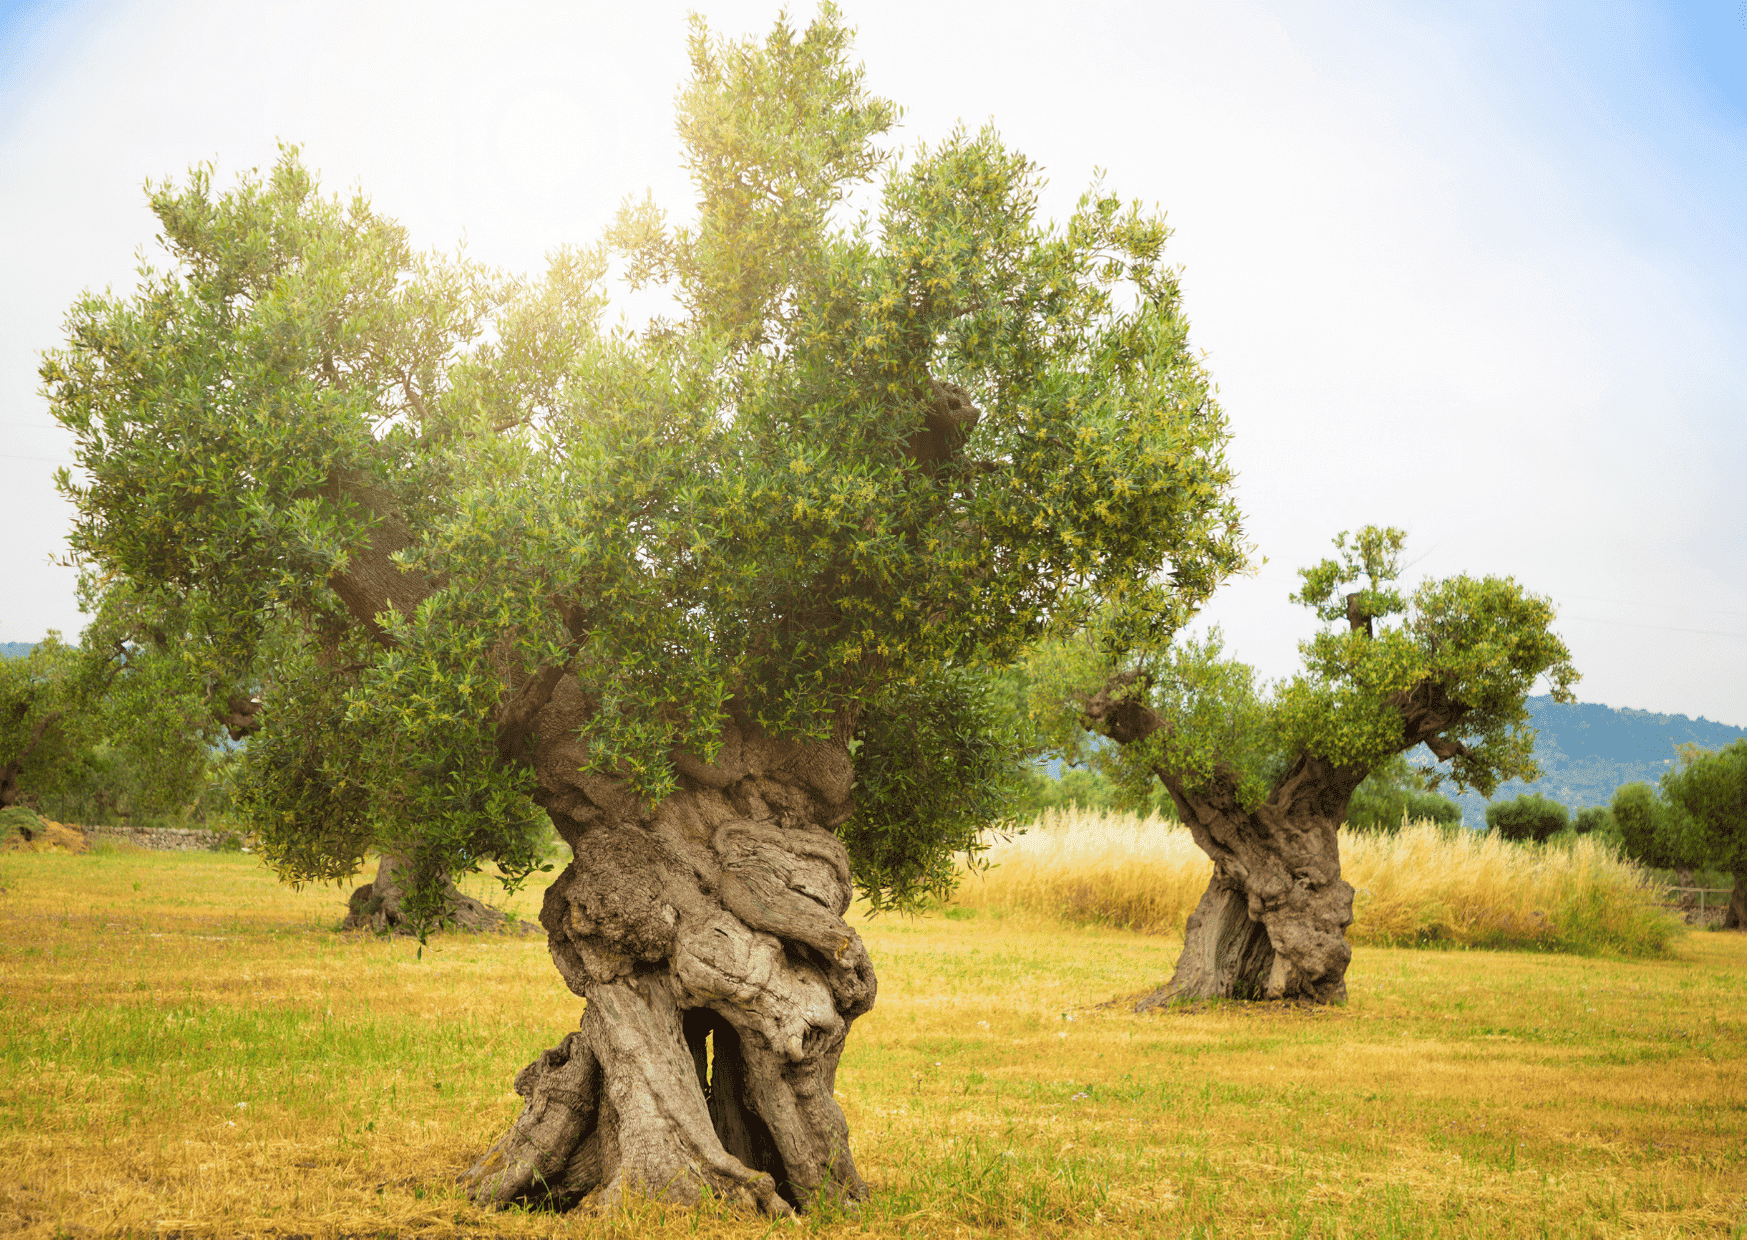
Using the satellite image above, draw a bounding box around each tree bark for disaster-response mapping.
[1726,870,1746,931]
[342,853,512,935]
[462,685,873,1214]
[1138,755,1357,1008]
[1081,687,1367,1008]
[1080,673,1479,1008]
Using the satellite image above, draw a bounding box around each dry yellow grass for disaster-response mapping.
[0,812,91,855]
[2,842,1743,1238]
[955,809,1680,955]
[955,807,1210,934]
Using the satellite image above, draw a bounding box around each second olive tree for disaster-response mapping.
[1031,526,1576,1006]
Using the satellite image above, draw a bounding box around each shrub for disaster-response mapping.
[0,806,44,842]
[1011,767,1178,820]
[1573,806,1613,836]
[1487,793,1570,843]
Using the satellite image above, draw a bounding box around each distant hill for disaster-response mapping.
[1422,696,1747,827]
[0,642,35,659]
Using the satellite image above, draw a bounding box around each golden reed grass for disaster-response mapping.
[956,809,1681,955]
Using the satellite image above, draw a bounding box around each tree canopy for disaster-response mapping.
[1,587,225,822]
[1030,527,1577,813]
[44,8,1247,924]
[1026,526,1576,1003]
[1661,741,1747,927]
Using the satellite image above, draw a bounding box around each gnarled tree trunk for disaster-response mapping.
[462,680,873,1214]
[1142,757,1358,1008]
[1726,871,1746,931]
[1083,665,1478,1009]
[1082,686,1366,1009]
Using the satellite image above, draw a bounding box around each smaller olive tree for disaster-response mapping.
[1031,525,1576,1006]
[1610,782,1685,871]
[1,587,223,821]
[0,633,95,812]
[1661,740,1747,929]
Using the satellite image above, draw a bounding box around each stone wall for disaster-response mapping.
[83,824,234,852]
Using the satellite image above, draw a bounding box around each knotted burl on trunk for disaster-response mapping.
[463,675,875,1215]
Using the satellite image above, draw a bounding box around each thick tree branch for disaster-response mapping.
[318,468,442,642]
[902,379,981,471]
[1078,670,1163,747]
[0,710,65,809]
[222,692,264,741]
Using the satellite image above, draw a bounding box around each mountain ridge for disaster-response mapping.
[1424,696,1746,827]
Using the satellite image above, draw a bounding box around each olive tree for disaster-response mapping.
[1485,792,1570,843]
[0,633,94,811]
[44,10,1245,1214]
[1661,740,1747,929]
[1,588,222,820]
[1031,525,1576,1006]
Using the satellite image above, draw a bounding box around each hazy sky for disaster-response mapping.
[2,1,1743,724]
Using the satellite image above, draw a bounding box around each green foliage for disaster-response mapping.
[1346,754,1461,832]
[1609,782,1684,870]
[1010,765,1179,819]
[45,9,1247,913]
[1660,739,1747,877]
[1289,525,1408,630]
[0,633,100,806]
[1028,527,1577,815]
[1017,767,1120,816]
[1,805,45,840]
[1,589,223,824]
[1485,793,1570,843]
[842,668,1028,913]
[1572,806,1613,836]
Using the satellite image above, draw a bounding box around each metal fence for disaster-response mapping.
[1661,886,1734,922]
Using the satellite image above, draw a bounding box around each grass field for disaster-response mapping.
[2,841,1744,1238]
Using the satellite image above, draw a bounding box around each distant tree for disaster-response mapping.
[1485,792,1570,843]
[43,10,1247,1213]
[1031,525,1576,1006]
[1346,753,1461,832]
[1572,805,1613,836]
[0,589,226,822]
[1660,740,1747,929]
[0,633,97,811]
[1610,782,1685,871]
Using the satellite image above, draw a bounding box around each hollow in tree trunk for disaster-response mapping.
[463,681,873,1214]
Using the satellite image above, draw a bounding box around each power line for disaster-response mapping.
[1565,614,1746,641]
[1561,591,1747,620]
